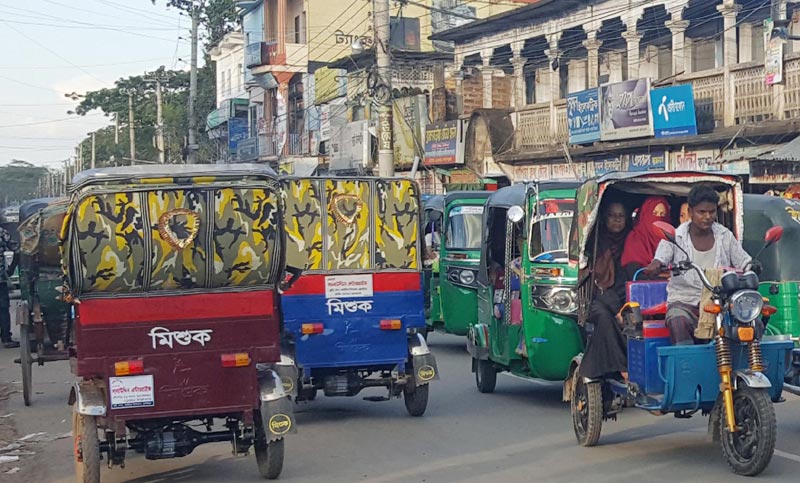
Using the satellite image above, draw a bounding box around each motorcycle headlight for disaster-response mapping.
[459,269,475,286]
[543,287,577,315]
[729,290,763,323]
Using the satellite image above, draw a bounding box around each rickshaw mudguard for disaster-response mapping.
[258,369,296,440]
[733,370,772,389]
[467,323,490,361]
[409,332,439,385]
[70,380,106,417]
[271,354,299,398]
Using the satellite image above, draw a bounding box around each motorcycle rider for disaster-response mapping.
[644,185,751,345]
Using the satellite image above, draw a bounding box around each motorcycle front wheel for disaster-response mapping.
[719,386,776,476]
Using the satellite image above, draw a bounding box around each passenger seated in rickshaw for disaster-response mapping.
[644,185,751,345]
[491,236,523,323]
[578,200,631,380]
[622,196,671,273]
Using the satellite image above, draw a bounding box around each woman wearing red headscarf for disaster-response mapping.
[622,196,671,273]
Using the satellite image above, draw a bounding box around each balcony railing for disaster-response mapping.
[245,40,308,72]
[514,53,800,153]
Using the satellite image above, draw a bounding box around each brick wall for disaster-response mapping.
[462,75,483,115]
[492,75,512,109]
[430,87,447,123]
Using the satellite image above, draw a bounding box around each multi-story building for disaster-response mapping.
[429,0,800,190]
[232,0,536,175]
[207,30,249,163]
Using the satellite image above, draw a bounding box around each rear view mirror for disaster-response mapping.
[507,206,524,224]
[652,221,676,244]
[764,226,783,247]
[429,211,442,222]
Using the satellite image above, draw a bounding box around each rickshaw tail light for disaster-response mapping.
[703,304,722,315]
[114,360,144,376]
[762,305,778,317]
[380,319,402,330]
[737,327,755,342]
[301,323,324,335]
[221,353,251,368]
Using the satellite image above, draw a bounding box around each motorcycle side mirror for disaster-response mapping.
[507,205,524,224]
[652,221,677,244]
[764,226,783,247]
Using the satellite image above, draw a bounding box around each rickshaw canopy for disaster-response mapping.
[743,194,800,281]
[424,194,444,214]
[62,163,283,297]
[572,171,743,269]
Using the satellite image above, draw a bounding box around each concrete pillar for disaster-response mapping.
[277,0,287,54]
[511,41,526,108]
[545,48,562,100]
[481,49,494,108]
[666,18,690,76]
[739,22,753,63]
[717,2,742,66]
[622,29,643,79]
[453,53,464,114]
[684,37,694,74]
[583,32,603,88]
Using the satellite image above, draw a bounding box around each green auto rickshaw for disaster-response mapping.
[423,195,443,325]
[467,182,581,391]
[742,194,800,341]
[425,191,491,336]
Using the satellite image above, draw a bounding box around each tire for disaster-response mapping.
[19,323,32,407]
[72,408,101,483]
[404,382,429,417]
[570,371,603,447]
[719,387,777,476]
[475,358,497,394]
[254,410,285,480]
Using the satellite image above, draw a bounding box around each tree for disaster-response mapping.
[0,161,49,204]
[150,0,238,45]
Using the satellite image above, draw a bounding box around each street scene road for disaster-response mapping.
[3,323,800,483]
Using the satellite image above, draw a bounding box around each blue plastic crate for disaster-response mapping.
[628,336,671,395]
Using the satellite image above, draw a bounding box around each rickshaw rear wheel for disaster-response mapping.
[19,322,32,407]
[72,407,101,483]
[570,371,602,447]
[719,386,776,476]
[475,358,497,393]
[254,410,285,479]
[404,382,429,417]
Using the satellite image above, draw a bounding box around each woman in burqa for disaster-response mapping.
[621,196,671,273]
[578,200,631,380]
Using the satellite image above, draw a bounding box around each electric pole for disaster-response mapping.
[91,132,96,169]
[114,112,120,145]
[128,91,136,162]
[145,69,168,164]
[77,143,83,173]
[187,3,200,163]
[374,0,394,177]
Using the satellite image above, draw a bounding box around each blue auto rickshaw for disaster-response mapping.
[278,176,437,416]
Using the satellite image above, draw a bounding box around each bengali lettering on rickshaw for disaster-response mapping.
[109,375,155,409]
[325,274,374,298]
[326,298,374,316]
[148,327,214,350]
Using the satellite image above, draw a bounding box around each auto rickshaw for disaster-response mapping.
[467,182,581,391]
[14,197,70,406]
[422,195,443,325]
[425,191,490,336]
[63,165,294,482]
[280,176,437,416]
[565,171,792,476]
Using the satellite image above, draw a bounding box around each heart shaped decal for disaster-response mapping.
[158,208,200,250]
[330,193,363,225]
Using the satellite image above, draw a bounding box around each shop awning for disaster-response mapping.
[756,135,800,162]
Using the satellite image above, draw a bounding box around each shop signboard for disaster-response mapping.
[567,88,600,144]
[649,85,697,138]
[424,120,465,166]
[599,78,654,141]
[627,151,666,172]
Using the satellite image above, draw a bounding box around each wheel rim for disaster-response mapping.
[573,378,590,438]
[727,393,761,464]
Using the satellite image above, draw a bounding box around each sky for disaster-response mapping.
[0,0,196,169]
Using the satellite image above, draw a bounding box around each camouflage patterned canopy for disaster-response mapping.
[282,177,421,272]
[62,165,283,297]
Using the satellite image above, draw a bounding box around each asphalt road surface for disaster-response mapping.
[2,319,800,482]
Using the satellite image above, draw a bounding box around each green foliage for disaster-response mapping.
[0,161,49,205]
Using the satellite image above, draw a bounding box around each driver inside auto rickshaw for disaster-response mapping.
[644,185,752,345]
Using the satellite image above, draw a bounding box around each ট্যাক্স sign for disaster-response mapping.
[649,85,698,139]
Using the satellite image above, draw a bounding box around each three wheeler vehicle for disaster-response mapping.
[422,195,443,324]
[63,165,294,482]
[467,182,581,391]
[425,191,490,336]
[280,176,437,416]
[14,197,70,406]
[565,171,792,476]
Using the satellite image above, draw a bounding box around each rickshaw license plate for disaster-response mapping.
[109,375,155,409]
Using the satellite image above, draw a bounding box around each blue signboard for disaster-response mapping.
[649,85,698,138]
[228,117,249,153]
[567,88,600,144]
[627,151,666,172]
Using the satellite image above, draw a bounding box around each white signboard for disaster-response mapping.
[325,274,373,299]
[450,206,484,216]
[109,375,155,410]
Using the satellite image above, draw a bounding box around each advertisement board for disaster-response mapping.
[599,78,654,141]
[567,88,600,144]
[650,85,698,138]
[424,120,465,166]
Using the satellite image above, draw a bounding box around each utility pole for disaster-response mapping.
[91,132,96,169]
[128,91,136,162]
[145,69,169,164]
[187,3,200,164]
[114,112,120,145]
[374,0,394,177]
[77,143,83,173]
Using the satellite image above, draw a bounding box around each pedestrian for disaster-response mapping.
[0,217,20,348]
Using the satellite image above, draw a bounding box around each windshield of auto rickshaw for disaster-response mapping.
[446,205,483,250]
[530,198,575,263]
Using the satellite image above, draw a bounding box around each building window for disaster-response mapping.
[524,69,535,105]
[294,12,306,44]
[390,17,420,51]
